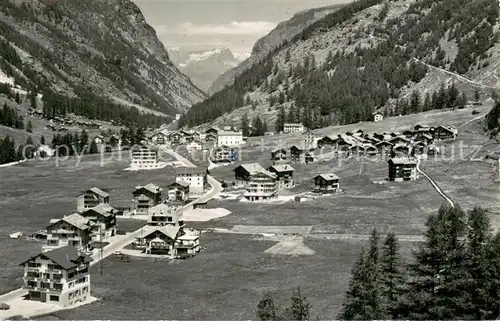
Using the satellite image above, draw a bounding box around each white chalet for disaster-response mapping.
[175,167,206,194]
[20,245,93,307]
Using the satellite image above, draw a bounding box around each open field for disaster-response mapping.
[39,233,415,320]
[0,153,175,295]
[1,104,499,318]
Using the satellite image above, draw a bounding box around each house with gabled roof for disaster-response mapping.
[212,145,232,163]
[19,245,93,306]
[44,213,94,252]
[136,225,200,258]
[76,187,109,212]
[373,140,391,155]
[80,204,117,239]
[313,173,340,193]
[290,145,315,164]
[133,184,163,215]
[316,136,336,148]
[392,143,411,157]
[147,203,184,227]
[267,164,295,189]
[434,125,458,140]
[373,111,383,122]
[388,157,418,181]
[234,163,266,181]
[150,132,168,145]
[167,181,190,203]
[389,136,411,146]
[243,170,278,202]
[175,167,206,194]
[271,148,287,164]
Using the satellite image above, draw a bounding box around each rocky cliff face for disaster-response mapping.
[168,47,246,92]
[0,0,205,116]
[207,4,341,95]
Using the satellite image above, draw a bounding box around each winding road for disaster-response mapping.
[0,147,222,308]
[416,157,455,207]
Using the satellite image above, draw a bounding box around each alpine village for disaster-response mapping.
[2,0,500,320]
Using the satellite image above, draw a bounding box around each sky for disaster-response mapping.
[133,0,353,55]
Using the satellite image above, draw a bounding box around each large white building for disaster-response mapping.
[175,167,206,194]
[19,245,93,307]
[130,146,165,170]
[283,123,305,134]
[217,130,243,146]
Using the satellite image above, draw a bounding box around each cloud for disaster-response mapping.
[156,21,278,36]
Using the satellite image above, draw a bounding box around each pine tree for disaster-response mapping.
[465,207,493,319]
[338,248,371,320]
[26,120,33,133]
[397,204,467,320]
[15,92,20,104]
[286,287,311,321]
[257,293,277,321]
[447,83,459,108]
[89,139,99,154]
[25,136,35,159]
[275,106,286,133]
[409,90,421,113]
[379,232,405,319]
[474,88,481,103]
[40,135,45,145]
[79,130,89,153]
[423,92,432,111]
[30,91,37,109]
[241,113,250,137]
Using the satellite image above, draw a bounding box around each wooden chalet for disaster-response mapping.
[316,136,336,148]
[290,145,315,164]
[212,145,232,163]
[388,158,417,182]
[167,181,190,203]
[313,173,340,194]
[205,133,217,142]
[270,148,287,164]
[434,125,458,140]
[169,132,183,145]
[391,144,411,157]
[80,204,117,239]
[243,170,278,202]
[234,163,266,181]
[76,187,109,213]
[376,141,394,155]
[267,164,295,189]
[132,183,163,215]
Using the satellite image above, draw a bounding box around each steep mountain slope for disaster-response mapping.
[180,0,500,131]
[168,48,247,92]
[0,0,205,117]
[207,4,342,95]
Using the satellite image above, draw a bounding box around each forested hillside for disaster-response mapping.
[179,0,500,130]
[0,0,205,120]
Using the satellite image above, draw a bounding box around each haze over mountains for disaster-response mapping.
[168,47,249,92]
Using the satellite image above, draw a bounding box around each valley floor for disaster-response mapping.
[1,105,499,319]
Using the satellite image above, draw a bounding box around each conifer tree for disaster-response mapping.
[379,232,405,319]
[40,135,45,145]
[26,119,33,133]
[257,293,277,321]
[338,248,371,320]
[89,139,99,154]
[275,106,286,133]
[241,113,250,137]
[15,92,20,104]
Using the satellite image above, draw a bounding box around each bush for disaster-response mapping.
[472,109,480,115]
[0,302,10,310]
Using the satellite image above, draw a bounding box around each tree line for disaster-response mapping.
[0,135,38,165]
[256,204,500,320]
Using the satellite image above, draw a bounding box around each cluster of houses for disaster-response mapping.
[315,124,458,159]
[28,108,104,130]
[18,180,204,307]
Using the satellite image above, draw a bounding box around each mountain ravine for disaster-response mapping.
[0,0,205,116]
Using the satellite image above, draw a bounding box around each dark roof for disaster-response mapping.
[20,245,93,270]
[168,181,190,188]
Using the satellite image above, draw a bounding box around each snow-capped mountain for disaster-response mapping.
[167,47,249,92]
